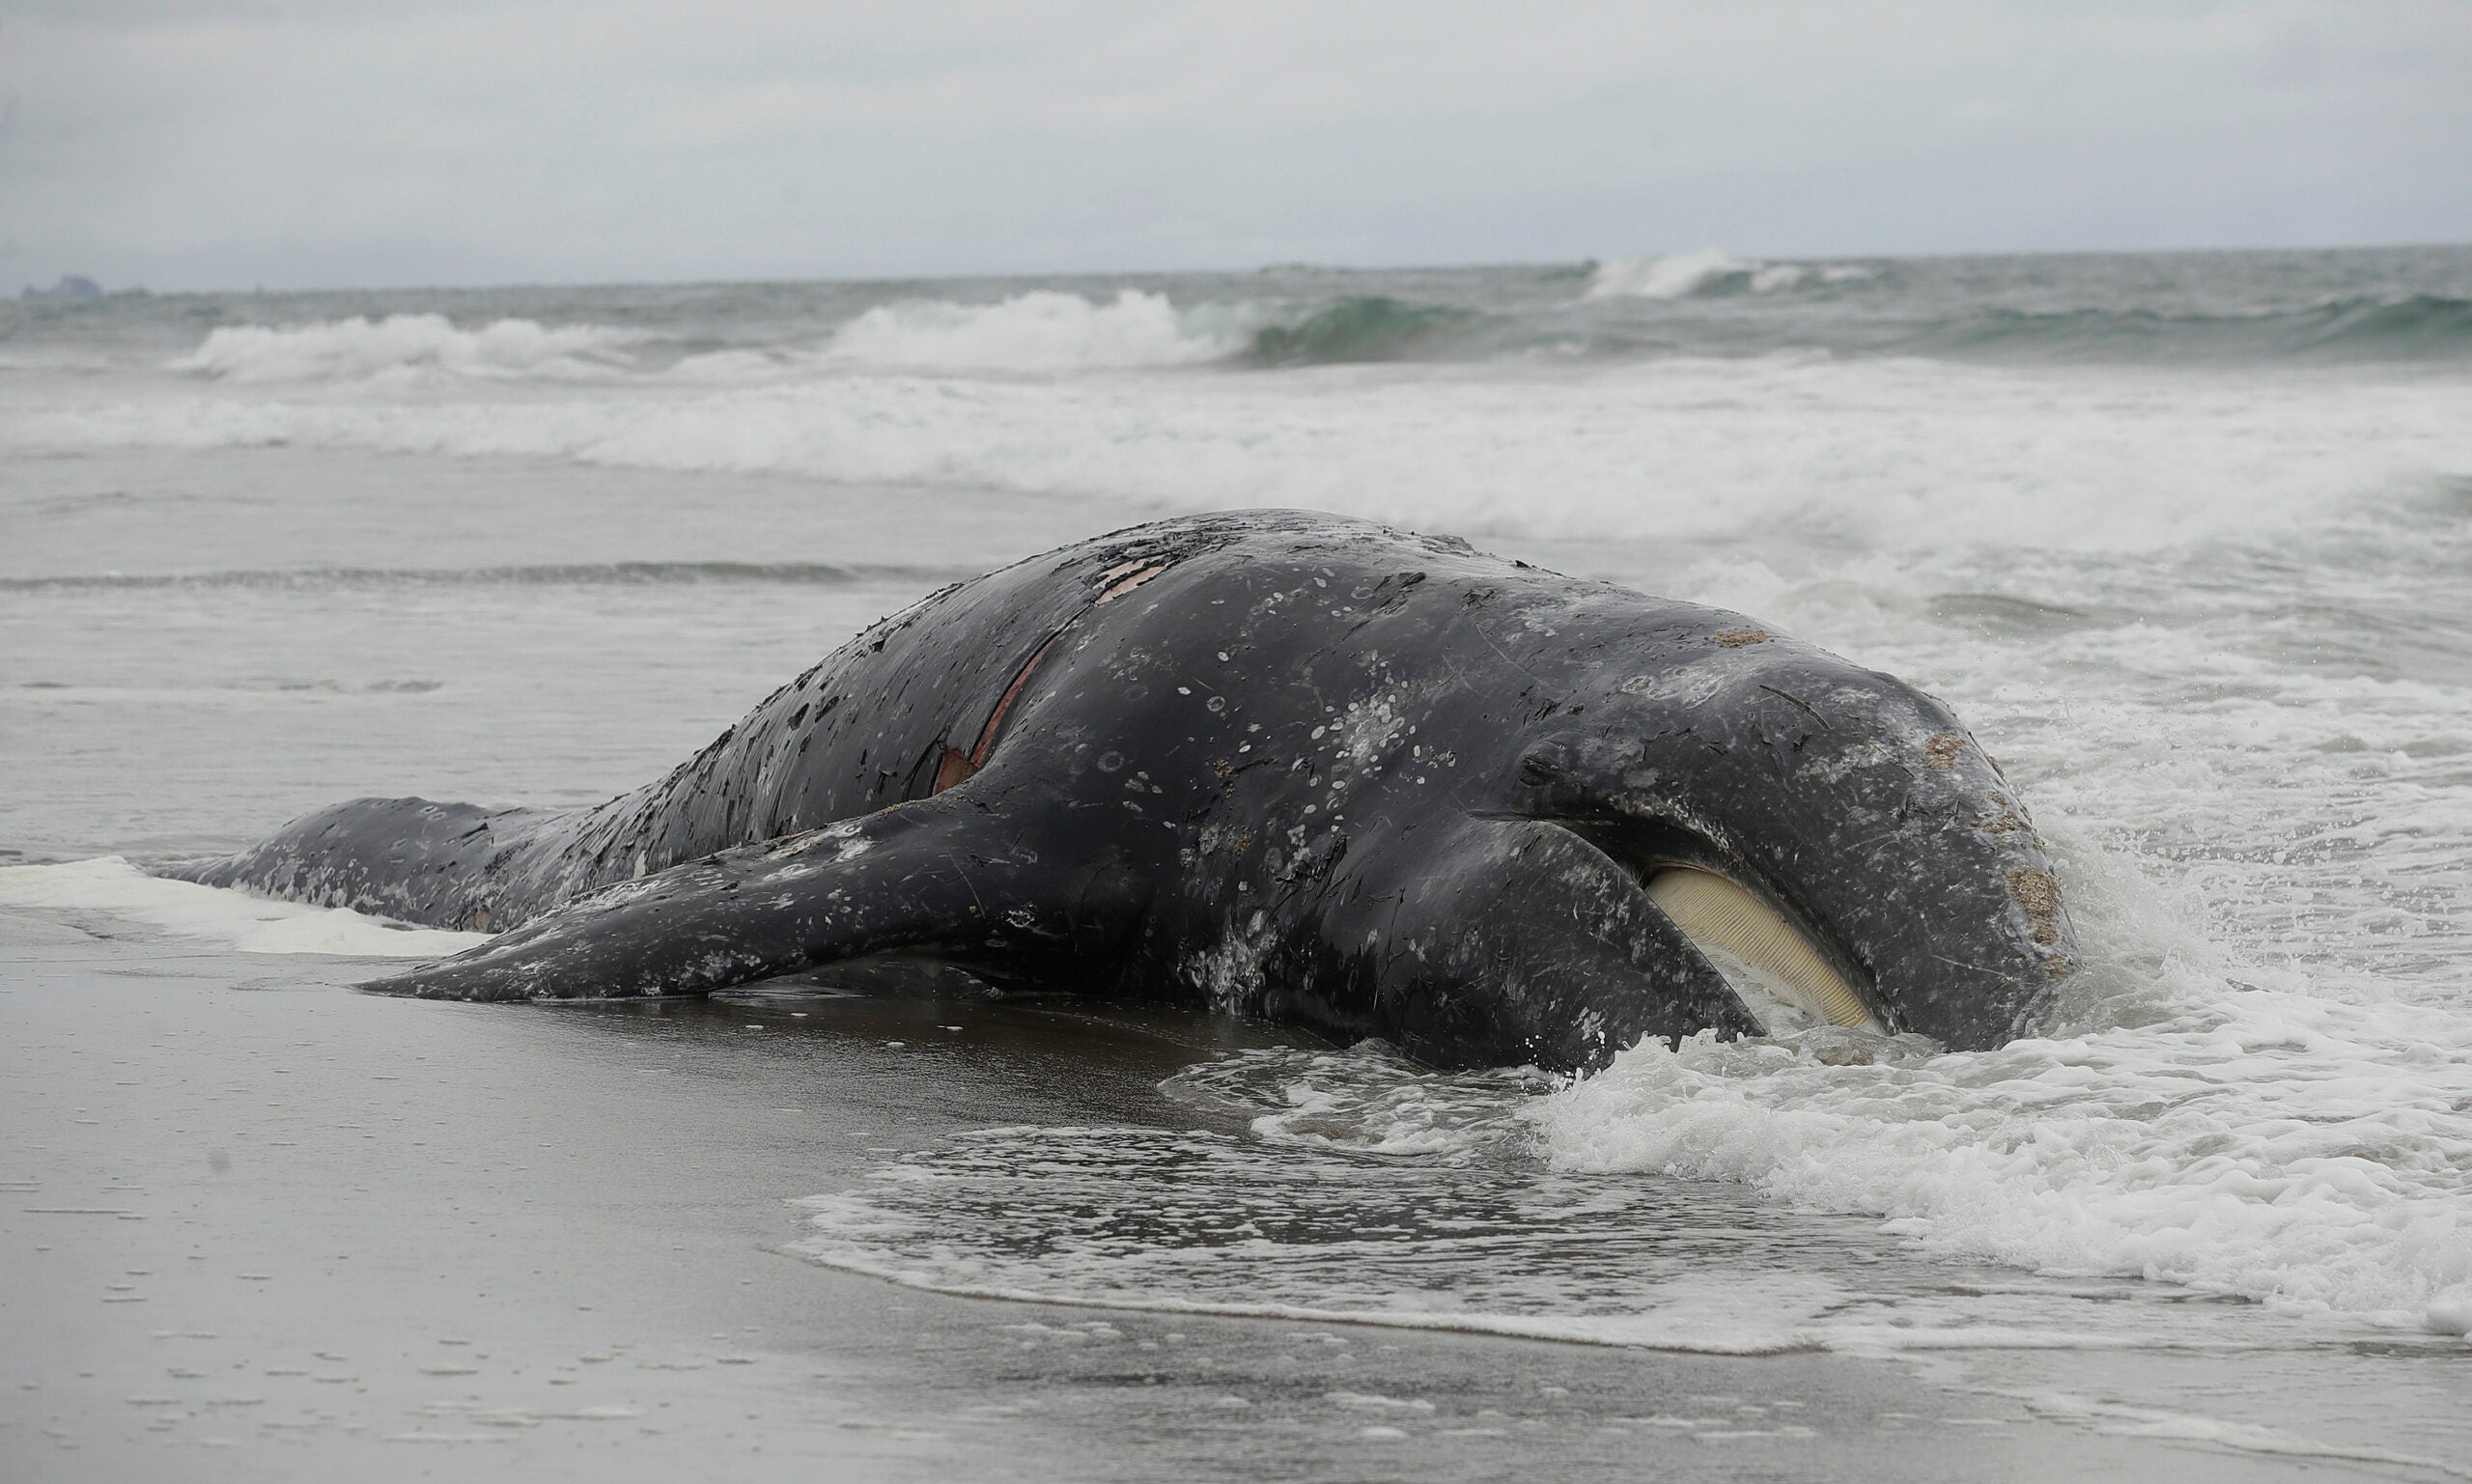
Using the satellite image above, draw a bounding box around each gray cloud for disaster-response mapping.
[4,0,2467,290]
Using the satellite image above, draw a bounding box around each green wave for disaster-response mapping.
[1239,296,1482,366]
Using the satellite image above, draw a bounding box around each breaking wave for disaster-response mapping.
[1238,295,1480,365]
[817,290,1487,371]
[1586,249,1870,300]
[820,289,1239,371]
[172,313,640,382]
[138,280,2472,388]
[23,353,2469,552]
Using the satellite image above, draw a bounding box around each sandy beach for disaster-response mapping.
[8,908,2468,1481]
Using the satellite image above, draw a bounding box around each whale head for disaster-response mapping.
[1507,620,2075,1051]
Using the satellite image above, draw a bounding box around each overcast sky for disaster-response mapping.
[5,0,2469,292]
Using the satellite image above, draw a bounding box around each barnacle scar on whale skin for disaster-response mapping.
[157,511,2076,1072]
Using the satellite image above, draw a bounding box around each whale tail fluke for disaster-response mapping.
[154,797,560,931]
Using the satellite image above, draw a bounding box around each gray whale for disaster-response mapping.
[165,511,2076,1070]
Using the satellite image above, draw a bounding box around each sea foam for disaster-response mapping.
[1531,994,2472,1330]
[1586,249,1862,299]
[794,950,2472,1345]
[821,289,1239,371]
[0,856,490,957]
[171,313,639,382]
[26,354,2470,554]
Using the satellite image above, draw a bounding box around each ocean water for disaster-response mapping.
[7,246,2472,1453]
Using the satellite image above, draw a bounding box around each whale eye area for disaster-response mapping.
[1644,866,1884,1036]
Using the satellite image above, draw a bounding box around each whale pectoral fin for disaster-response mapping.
[358,797,1105,1002]
[1363,819,1760,1072]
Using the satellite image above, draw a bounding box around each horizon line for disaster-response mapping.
[19,238,2472,302]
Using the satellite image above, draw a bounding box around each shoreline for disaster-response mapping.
[8,910,2458,1481]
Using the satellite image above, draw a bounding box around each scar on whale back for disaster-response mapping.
[928,559,1177,796]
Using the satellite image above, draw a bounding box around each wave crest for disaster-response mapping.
[1239,295,1477,366]
[18,354,2448,552]
[1587,249,1865,300]
[171,313,639,382]
[822,289,1236,371]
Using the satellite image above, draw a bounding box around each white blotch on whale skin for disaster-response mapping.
[1792,738,1896,787]
[1184,910,1278,1017]
[0,857,490,957]
[1332,688,1415,767]
[576,876,672,913]
[763,821,875,875]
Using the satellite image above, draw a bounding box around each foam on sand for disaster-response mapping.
[0,856,492,957]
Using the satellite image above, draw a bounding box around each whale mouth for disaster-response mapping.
[1642,865,1885,1036]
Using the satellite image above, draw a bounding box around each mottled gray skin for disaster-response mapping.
[164,511,2076,1071]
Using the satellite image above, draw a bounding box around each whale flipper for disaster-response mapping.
[359,793,1126,1002]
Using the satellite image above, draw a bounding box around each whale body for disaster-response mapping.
[165,511,2076,1070]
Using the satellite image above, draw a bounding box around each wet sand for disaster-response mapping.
[6,908,2445,1483]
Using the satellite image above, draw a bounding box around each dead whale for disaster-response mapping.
[164,511,2077,1071]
